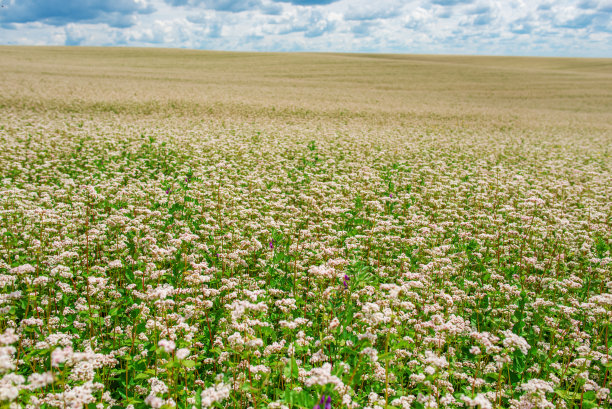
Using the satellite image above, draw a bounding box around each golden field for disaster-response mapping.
[1,46,611,132]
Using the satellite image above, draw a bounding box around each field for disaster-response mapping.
[0,46,611,409]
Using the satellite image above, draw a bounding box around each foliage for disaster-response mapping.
[0,48,611,409]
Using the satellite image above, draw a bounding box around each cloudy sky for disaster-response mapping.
[0,0,610,56]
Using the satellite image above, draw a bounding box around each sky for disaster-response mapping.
[0,0,610,57]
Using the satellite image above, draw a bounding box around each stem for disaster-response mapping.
[385,332,389,409]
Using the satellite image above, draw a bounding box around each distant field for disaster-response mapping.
[0,47,611,409]
[1,46,612,130]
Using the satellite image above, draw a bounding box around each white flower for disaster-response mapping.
[108,260,123,269]
[518,379,555,409]
[304,363,344,391]
[0,329,18,346]
[51,346,73,368]
[360,347,378,362]
[201,383,230,408]
[461,393,492,409]
[26,372,55,390]
[176,348,190,360]
[501,330,530,355]
[144,395,163,409]
[158,339,176,354]
[9,264,35,275]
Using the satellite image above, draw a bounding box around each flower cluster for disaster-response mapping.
[1,52,611,409]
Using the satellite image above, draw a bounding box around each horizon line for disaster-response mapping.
[1,44,611,60]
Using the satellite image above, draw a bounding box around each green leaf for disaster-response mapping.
[555,389,580,401]
[291,356,299,378]
[134,373,151,380]
[182,359,196,368]
[283,389,312,409]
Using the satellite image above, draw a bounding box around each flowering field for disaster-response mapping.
[0,47,611,409]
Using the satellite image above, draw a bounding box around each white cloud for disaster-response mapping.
[0,0,609,56]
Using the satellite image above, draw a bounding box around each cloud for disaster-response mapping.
[509,17,534,34]
[402,7,432,30]
[260,2,284,15]
[472,12,493,25]
[436,8,453,18]
[270,7,337,37]
[128,24,168,43]
[276,0,338,4]
[203,0,261,12]
[599,1,612,12]
[163,0,285,14]
[556,12,597,29]
[350,21,370,37]
[344,4,402,21]
[0,0,610,57]
[165,0,338,10]
[64,24,86,45]
[467,4,491,15]
[0,0,154,27]
[537,3,553,11]
[465,3,494,25]
[578,0,599,9]
[431,0,474,6]
[186,12,224,37]
[304,19,334,37]
[164,0,262,12]
[124,18,201,46]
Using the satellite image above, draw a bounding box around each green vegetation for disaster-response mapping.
[0,46,610,409]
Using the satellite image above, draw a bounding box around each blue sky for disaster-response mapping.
[0,0,610,56]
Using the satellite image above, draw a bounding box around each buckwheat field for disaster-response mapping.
[0,46,611,409]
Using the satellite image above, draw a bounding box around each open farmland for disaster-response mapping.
[0,46,611,409]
